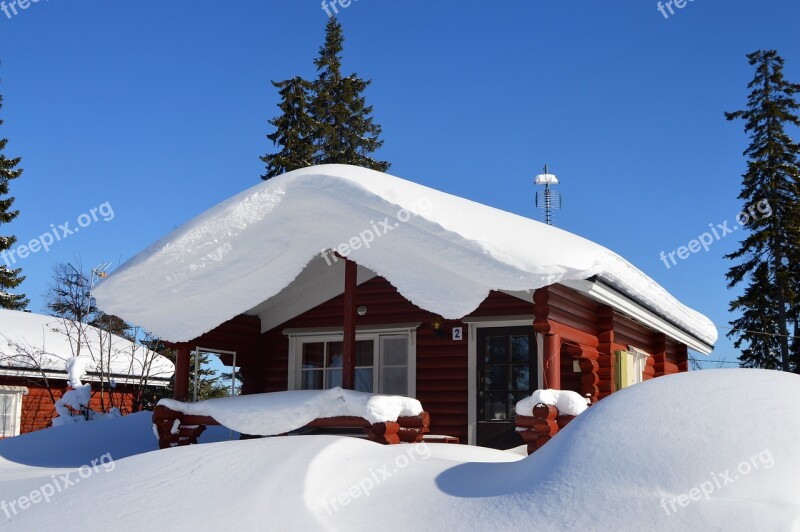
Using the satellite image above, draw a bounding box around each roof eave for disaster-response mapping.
[560,278,715,355]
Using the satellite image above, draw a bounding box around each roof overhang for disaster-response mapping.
[561,278,714,355]
[0,368,173,387]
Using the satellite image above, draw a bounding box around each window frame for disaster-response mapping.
[285,324,418,397]
[0,386,27,438]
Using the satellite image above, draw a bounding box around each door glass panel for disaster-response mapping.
[485,337,508,364]
[512,366,530,390]
[485,392,507,420]
[485,365,508,391]
[510,336,530,362]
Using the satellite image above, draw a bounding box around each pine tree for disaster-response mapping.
[0,88,27,310]
[725,50,800,373]
[260,76,316,180]
[310,18,389,171]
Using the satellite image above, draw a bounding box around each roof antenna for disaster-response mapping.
[535,164,561,226]
[87,262,113,316]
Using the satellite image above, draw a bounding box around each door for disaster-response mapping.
[476,326,538,449]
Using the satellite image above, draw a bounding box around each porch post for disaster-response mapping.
[533,287,561,390]
[543,332,562,390]
[342,259,357,389]
[174,343,190,401]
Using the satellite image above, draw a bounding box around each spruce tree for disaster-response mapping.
[0,88,27,310]
[725,50,800,373]
[310,18,389,171]
[260,76,316,180]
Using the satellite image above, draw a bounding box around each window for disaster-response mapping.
[614,348,650,390]
[0,387,25,438]
[292,330,414,396]
[300,340,375,392]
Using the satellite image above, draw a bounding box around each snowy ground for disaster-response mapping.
[1,369,798,531]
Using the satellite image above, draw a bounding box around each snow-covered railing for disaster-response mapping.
[515,389,590,455]
[152,388,430,448]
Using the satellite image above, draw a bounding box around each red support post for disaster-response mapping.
[174,344,190,401]
[342,259,357,389]
[543,332,562,390]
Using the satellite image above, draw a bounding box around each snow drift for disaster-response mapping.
[92,165,716,347]
[1,369,797,531]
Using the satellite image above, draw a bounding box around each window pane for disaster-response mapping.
[356,368,373,393]
[510,335,530,363]
[485,365,508,391]
[302,343,325,369]
[484,392,507,421]
[485,337,508,364]
[512,366,530,390]
[381,367,407,395]
[327,342,343,368]
[301,370,323,390]
[356,340,374,366]
[0,392,15,437]
[381,336,407,366]
[326,368,342,389]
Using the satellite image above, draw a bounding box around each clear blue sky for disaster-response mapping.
[1,1,798,368]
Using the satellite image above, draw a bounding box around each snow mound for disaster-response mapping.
[1,369,797,531]
[516,388,589,416]
[92,165,716,347]
[158,388,423,435]
[0,411,236,471]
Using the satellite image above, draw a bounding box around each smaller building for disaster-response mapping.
[0,309,175,436]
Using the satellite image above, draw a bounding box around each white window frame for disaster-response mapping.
[627,346,651,386]
[0,386,28,438]
[284,324,418,398]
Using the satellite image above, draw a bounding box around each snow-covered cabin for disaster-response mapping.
[93,165,716,448]
[0,309,175,436]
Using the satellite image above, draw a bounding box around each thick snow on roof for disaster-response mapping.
[159,388,423,435]
[0,309,174,380]
[1,369,797,530]
[93,164,716,346]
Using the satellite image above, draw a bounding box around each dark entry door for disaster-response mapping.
[477,326,538,449]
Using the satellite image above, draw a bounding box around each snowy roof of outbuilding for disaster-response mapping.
[92,164,717,350]
[0,309,175,383]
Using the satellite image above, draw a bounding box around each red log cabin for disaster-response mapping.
[93,165,717,449]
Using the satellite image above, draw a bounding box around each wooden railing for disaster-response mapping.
[515,404,578,455]
[152,405,430,449]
